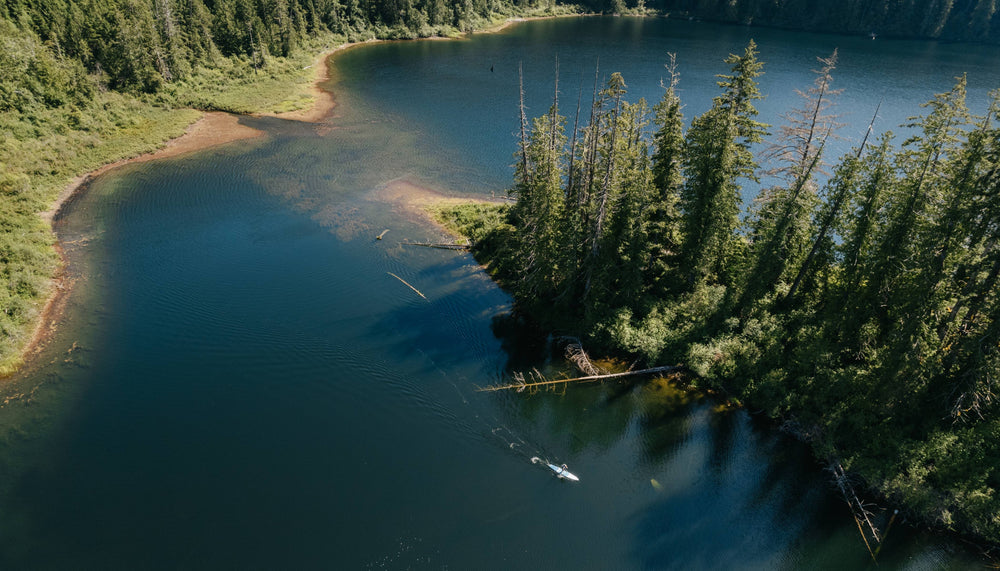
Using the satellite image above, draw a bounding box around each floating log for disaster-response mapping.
[477,365,688,392]
[387,272,427,300]
[376,229,390,240]
[399,242,470,251]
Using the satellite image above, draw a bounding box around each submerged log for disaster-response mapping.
[477,365,688,392]
[387,272,428,300]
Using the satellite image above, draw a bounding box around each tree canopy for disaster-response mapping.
[475,45,1000,544]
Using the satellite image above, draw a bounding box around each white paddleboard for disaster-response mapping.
[548,463,580,481]
[531,457,579,481]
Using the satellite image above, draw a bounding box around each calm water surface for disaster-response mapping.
[1,17,998,569]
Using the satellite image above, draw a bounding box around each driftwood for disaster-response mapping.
[387,272,427,300]
[562,338,604,376]
[399,242,470,251]
[477,365,688,392]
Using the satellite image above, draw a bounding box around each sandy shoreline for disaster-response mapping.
[257,42,346,122]
[371,178,503,232]
[42,112,263,225]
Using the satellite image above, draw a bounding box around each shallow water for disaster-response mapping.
[1,17,997,569]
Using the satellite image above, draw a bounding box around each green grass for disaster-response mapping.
[428,202,511,244]
[157,35,343,114]
[428,202,518,284]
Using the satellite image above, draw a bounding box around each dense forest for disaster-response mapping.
[0,0,564,98]
[1,0,998,109]
[655,0,1000,44]
[441,44,1000,545]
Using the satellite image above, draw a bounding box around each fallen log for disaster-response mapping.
[477,365,688,392]
[399,242,470,251]
[831,462,881,563]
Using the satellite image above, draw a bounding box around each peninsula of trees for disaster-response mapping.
[439,44,1000,545]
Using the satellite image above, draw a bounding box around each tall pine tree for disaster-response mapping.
[678,40,768,289]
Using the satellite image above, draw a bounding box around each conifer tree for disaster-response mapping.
[909,96,997,331]
[590,98,654,315]
[678,40,768,288]
[509,77,568,307]
[557,65,604,313]
[836,134,897,298]
[934,90,1000,418]
[645,54,685,298]
[581,72,628,301]
[866,76,971,319]
[784,101,883,305]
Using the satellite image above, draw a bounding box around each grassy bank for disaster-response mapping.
[0,98,200,375]
[0,31,343,374]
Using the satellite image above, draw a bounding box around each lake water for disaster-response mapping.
[1,17,998,569]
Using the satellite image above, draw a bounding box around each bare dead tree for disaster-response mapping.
[518,62,529,176]
[785,99,882,304]
[830,462,881,563]
[763,49,844,187]
[549,54,560,173]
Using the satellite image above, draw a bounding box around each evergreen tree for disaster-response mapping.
[863,76,970,364]
[784,100,883,304]
[581,72,628,303]
[509,70,568,310]
[935,90,1000,419]
[677,40,768,288]
[645,53,685,298]
[836,134,897,299]
[590,97,654,316]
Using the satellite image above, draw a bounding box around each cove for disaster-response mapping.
[1,16,998,568]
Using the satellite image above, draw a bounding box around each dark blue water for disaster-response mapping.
[333,16,1000,198]
[1,17,996,569]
